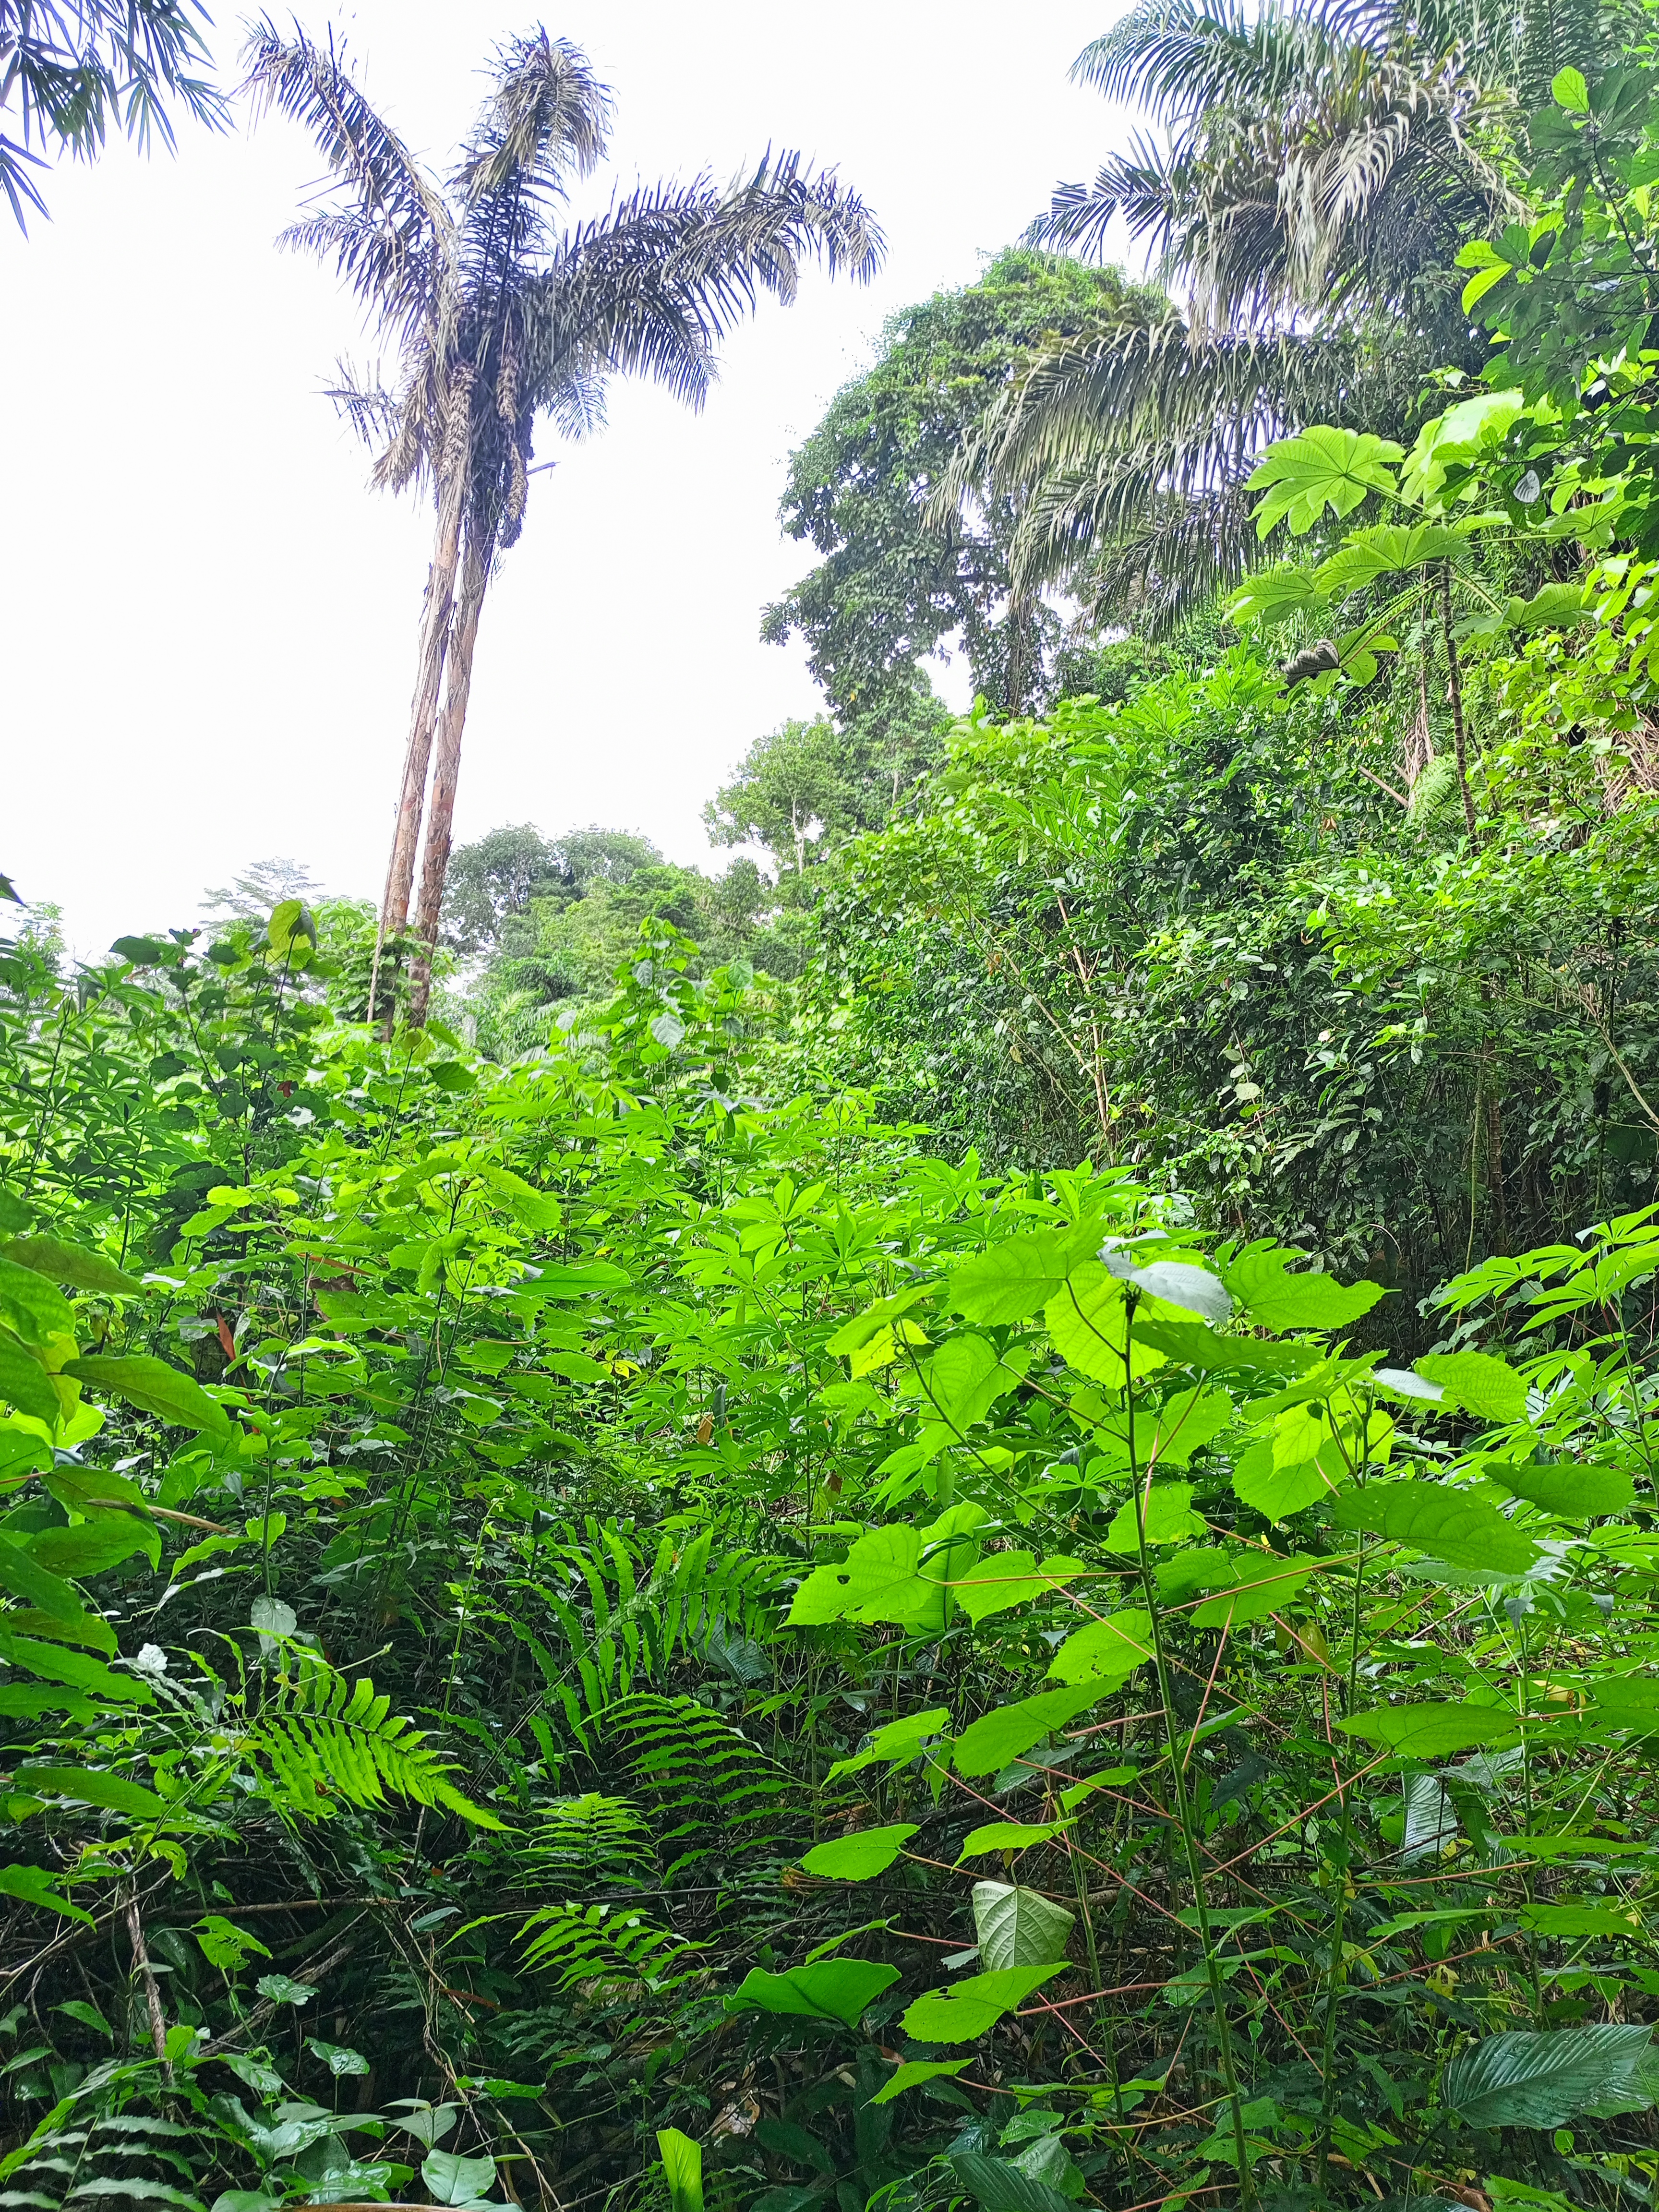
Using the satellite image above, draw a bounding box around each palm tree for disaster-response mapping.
[945,0,1575,630]
[243,20,882,1021]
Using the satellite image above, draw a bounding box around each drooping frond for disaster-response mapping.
[244,1659,502,1828]
[451,29,611,236]
[240,17,457,349]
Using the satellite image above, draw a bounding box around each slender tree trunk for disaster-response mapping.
[1440,562,1478,840]
[409,530,490,1025]
[385,468,466,933]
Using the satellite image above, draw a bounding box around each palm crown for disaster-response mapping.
[243,19,882,1017]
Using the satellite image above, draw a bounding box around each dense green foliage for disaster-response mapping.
[15,13,1659,2212]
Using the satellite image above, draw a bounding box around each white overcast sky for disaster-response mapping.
[4,0,1135,957]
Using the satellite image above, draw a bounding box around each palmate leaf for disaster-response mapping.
[1247,427,1403,538]
[1313,523,1468,598]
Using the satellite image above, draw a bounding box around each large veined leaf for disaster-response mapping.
[786,1525,928,1627]
[656,2129,703,2212]
[1103,1483,1206,1553]
[800,1825,917,1880]
[921,1334,1017,1432]
[1340,1704,1520,1758]
[0,1628,154,1704]
[1246,427,1404,537]
[1313,522,1468,598]
[1046,1609,1155,1687]
[0,1256,76,1346]
[1190,1552,1323,1628]
[1231,1437,1340,1521]
[0,1330,64,1425]
[951,1551,1088,1624]
[1483,1458,1633,1517]
[62,1354,231,1441]
[1328,1482,1539,1572]
[1226,564,1327,630]
[0,1532,85,1620]
[826,1707,950,1781]
[33,1511,158,1575]
[1124,1261,1232,1323]
[826,1286,932,1357]
[972,1882,1075,1970]
[954,1685,1104,1775]
[421,2149,500,2208]
[951,2152,1075,2212]
[530,1262,630,1297]
[1046,1267,1165,1387]
[1415,1351,1528,1423]
[956,1818,1076,1863]
[1132,1317,1318,1377]
[0,1238,143,1296]
[1442,2024,1654,2128]
[901,1962,1064,2044]
[1093,1386,1234,1468]
[870,2057,971,2105]
[726,1958,899,2026]
[949,1229,1096,1325]
[1223,1248,1386,1331]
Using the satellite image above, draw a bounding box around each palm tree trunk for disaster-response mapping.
[385,468,467,931]
[408,530,490,1025]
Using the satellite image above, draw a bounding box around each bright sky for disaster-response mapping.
[4,0,1133,957]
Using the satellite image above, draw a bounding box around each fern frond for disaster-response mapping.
[247,1661,503,1828]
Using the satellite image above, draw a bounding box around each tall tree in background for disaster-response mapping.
[244,20,882,1021]
[947,0,1563,629]
[1,0,226,228]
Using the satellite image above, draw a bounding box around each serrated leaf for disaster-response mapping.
[972,1882,1075,1970]
[826,1707,950,1781]
[1046,1609,1155,1687]
[1223,1249,1386,1330]
[950,2153,1075,2212]
[956,1818,1076,1863]
[1414,1351,1528,1423]
[786,1525,927,1628]
[949,1232,1083,1325]
[1189,1552,1323,1628]
[952,1551,1087,1623]
[800,1825,917,1880]
[1484,1460,1633,1517]
[1339,1704,1520,1758]
[1329,1481,1539,1572]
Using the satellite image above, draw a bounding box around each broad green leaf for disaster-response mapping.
[951,2152,1075,2212]
[1046,1265,1166,1386]
[900,1962,1064,2044]
[950,1231,1083,1324]
[1552,65,1589,109]
[0,1332,64,1426]
[1520,1900,1643,1937]
[956,1818,1076,1863]
[13,1765,165,1819]
[1314,523,1468,598]
[267,899,319,957]
[1132,1317,1318,1377]
[306,2036,371,2076]
[972,1882,1075,1970]
[1223,1249,1386,1331]
[1231,1438,1340,1521]
[530,1262,630,1297]
[954,1685,1105,1775]
[827,1707,950,1781]
[62,1354,231,1441]
[1190,1552,1324,1628]
[421,2149,498,2208]
[1226,565,1326,630]
[0,1628,154,1704]
[870,2058,971,2105]
[0,1533,85,1619]
[0,1258,76,1347]
[1104,1482,1205,1553]
[1443,2025,1651,2129]
[787,1524,924,1627]
[656,2129,703,2212]
[0,1239,142,1296]
[1046,1609,1155,1687]
[826,1287,931,1357]
[952,1551,1088,1624]
[922,1333,1016,1431]
[800,1825,918,1880]
[255,1972,317,2005]
[1340,1704,1520,1758]
[726,1957,899,2026]
[1094,1386,1234,1468]
[195,1915,272,1969]
[1483,1459,1633,1517]
[1246,426,1403,538]
[1414,1351,1528,1423]
[1329,1481,1540,1572]
[0,1862,93,1925]
[0,1685,98,1720]
[33,1512,158,1575]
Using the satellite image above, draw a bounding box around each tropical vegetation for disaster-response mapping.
[7,12,1659,2212]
